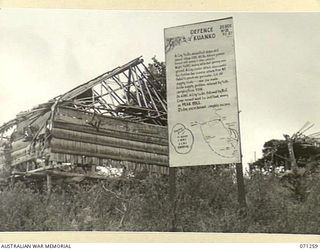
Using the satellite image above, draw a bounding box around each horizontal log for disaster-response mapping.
[12,170,112,180]
[11,155,36,167]
[48,170,112,180]
[51,128,168,155]
[48,152,169,175]
[55,107,168,138]
[16,119,30,133]
[50,138,168,166]
[11,146,30,159]
[53,121,168,146]
[11,139,31,152]
[49,153,164,169]
[10,154,169,175]
[15,111,50,133]
[27,165,56,173]
[11,146,50,167]
[50,152,101,165]
[11,141,44,159]
[51,151,101,166]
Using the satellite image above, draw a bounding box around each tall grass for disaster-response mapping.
[0,166,319,233]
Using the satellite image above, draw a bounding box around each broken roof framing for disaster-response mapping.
[59,56,167,125]
[0,56,167,135]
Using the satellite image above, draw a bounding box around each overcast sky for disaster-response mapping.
[1,10,320,168]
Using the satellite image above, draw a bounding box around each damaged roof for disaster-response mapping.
[0,57,168,134]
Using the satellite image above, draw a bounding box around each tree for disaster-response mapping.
[146,56,166,101]
[251,137,320,173]
[250,136,320,202]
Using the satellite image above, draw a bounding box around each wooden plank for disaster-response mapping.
[51,128,168,155]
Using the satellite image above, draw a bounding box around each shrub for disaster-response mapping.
[0,165,320,233]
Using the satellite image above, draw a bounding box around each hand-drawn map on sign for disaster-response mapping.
[165,17,241,167]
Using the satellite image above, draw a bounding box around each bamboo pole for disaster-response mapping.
[130,66,142,107]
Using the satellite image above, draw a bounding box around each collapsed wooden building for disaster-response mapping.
[0,57,169,187]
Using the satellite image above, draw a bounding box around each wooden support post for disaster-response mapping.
[287,139,298,171]
[284,135,298,171]
[236,163,247,215]
[233,72,247,214]
[46,174,52,195]
[169,167,177,232]
[10,176,15,189]
[91,165,96,174]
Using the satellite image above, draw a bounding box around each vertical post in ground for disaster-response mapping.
[169,167,177,231]
[236,163,247,214]
[91,165,96,174]
[46,174,52,195]
[287,138,298,171]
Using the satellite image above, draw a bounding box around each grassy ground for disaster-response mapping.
[0,166,319,233]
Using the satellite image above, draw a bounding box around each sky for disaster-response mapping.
[1,10,320,168]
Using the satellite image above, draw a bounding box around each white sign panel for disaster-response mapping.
[165,17,241,167]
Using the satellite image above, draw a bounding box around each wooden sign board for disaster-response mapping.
[165,17,241,167]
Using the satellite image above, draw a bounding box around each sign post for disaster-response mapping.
[169,167,177,231]
[236,163,247,213]
[164,17,247,223]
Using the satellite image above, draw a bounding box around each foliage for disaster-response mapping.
[251,138,320,172]
[1,164,320,233]
[146,57,166,101]
[250,137,320,204]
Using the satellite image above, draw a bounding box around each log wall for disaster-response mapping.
[6,107,170,174]
[49,107,169,169]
